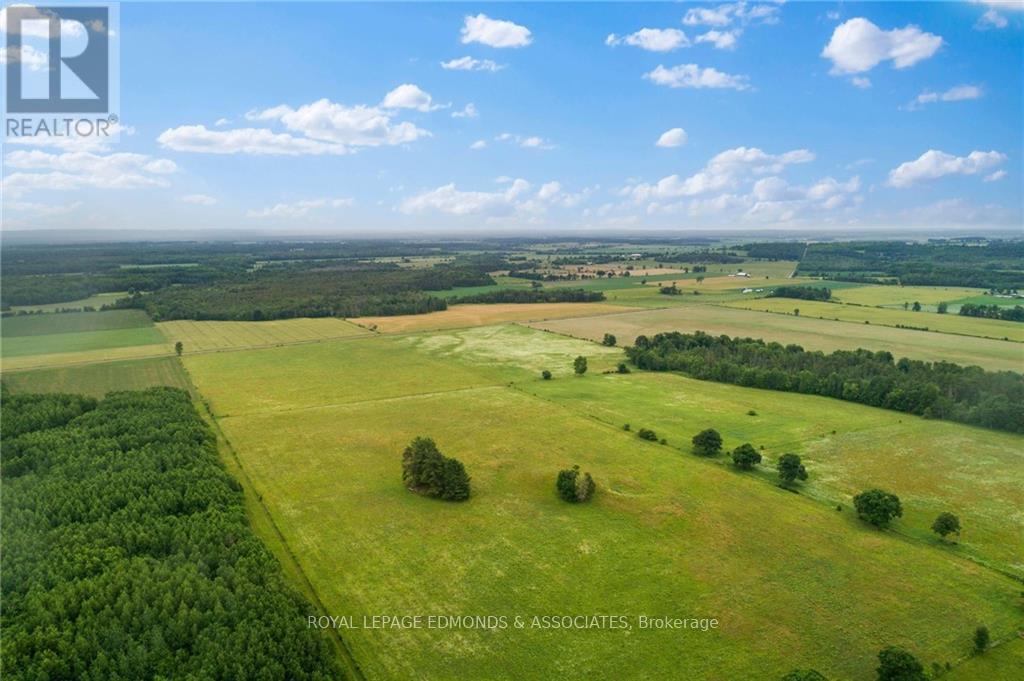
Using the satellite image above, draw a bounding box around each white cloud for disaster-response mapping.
[460,14,532,48]
[381,83,444,112]
[4,200,83,217]
[912,84,983,107]
[822,18,943,74]
[683,6,733,27]
[495,132,555,150]
[440,56,505,71]
[470,139,487,150]
[851,76,872,89]
[887,150,1007,187]
[247,198,353,219]
[975,9,1008,29]
[656,128,688,148]
[683,3,781,27]
[161,96,430,156]
[972,0,1024,30]
[606,28,689,52]
[644,64,750,90]
[214,118,230,127]
[181,193,217,206]
[985,170,1008,182]
[624,146,815,203]
[3,150,177,197]
[400,178,590,216]
[452,103,478,119]
[695,29,741,50]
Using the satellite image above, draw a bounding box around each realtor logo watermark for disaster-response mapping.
[3,3,120,140]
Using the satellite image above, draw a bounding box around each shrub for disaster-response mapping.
[602,333,617,347]
[616,363,631,374]
[637,428,658,441]
[541,370,552,380]
[876,646,926,681]
[931,512,961,541]
[692,428,723,456]
[556,465,595,503]
[974,626,989,653]
[853,489,902,528]
[573,355,588,375]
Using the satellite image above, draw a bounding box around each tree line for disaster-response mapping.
[1,387,340,679]
[455,288,605,304]
[625,332,1023,433]
[958,303,1024,323]
[769,286,832,301]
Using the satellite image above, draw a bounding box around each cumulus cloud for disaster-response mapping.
[400,178,590,216]
[381,84,445,112]
[822,18,943,74]
[644,63,750,90]
[606,28,689,51]
[247,198,354,219]
[695,29,741,50]
[460,14,532,48]
[160,96,430,155]
[181,193,217,206]
[656,128,688,148]
[887,149,1006,187]
[440,56,505,71]
[3,150,177,198]
[452,103,478,119]
[911,84,983,108]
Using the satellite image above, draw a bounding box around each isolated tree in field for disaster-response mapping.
[974,625,989,653]
[937,302,948,314]
[616,363,630,374]
[876,646,926,681]
[931,512,961,541]
[853,489,902,528]
[692,428,723,456]
[912,301,922,311]
[401,437,470,501]
[777,453,808,486]
[793,308,800,316]
[731,443,762,470]
[556,465,595,503]
[175,341,183,356]
[637,428,658,442]
[696,276,705,284]
[574,356,588,375]
[780,670,827,681]
[602,333,617,347]
[541,370,552,380]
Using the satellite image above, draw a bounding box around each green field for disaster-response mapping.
[727,298,1024,342]
[528,304,1024,373]
[1,309,153,336]
[1,326,167,358]
[2,356,191,398]
[7,291,129,314]
[156,317,371,353]
[832,285,987,309]
[183,325,1024,680]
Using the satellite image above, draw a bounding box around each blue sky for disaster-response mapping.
[3,1,1022,234]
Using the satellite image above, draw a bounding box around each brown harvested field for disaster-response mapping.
[643,275,816,291]
[157,317,371,353]
[350,302,637,333]
[527,304,1024,372]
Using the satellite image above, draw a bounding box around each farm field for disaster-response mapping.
[528,304,1024,372]
[2,356,191,397]
[350,302,636,333]
[726,297,1024,342]
[156,317,371,353]
[523,371,1024,577]
[185,324,1024,680]
[1,309,153,336]
[832,285,989,309]
[8,291,129,313]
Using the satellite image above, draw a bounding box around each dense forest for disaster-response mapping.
[741,242,808,261]
[1,387,341,679]
[769,286,832,301]
[959,303,1024,323]
[796,240,1024,289]
[626,332,1023,433]
[456,288,605,304]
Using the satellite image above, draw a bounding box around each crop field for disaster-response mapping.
[349,302,636,333]
[2,356,190,397]
[156,317,371,353]
[832,285,989,309]
[726,298,1024,342]
[185,324,1023,680]
[528,304,1024,373]
[8,291,129,313]
[1,310,168,359]
[2,309,153,336]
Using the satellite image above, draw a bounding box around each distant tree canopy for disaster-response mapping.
[876,646,927,681]
[637,428,658,442]
[769,286,831,301]
[780,670,828,681]
[602,333,617,346]
[401,437,471,501]
[574,356,588,375]
[853,489,903,528]
[959,303,1024,322]
[742,242,808,261]
[692,428,723,457]
[456,288,604,304]
[626,331,1024,434]
[556,465,596,503]
[731,443,762,470]
[1,387,340,680]
[931,512,961,540]
[777,453,808,486]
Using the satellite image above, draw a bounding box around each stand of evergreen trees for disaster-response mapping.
[1,387,341,679]
[626,331,1023,433]
[958,303,1024,323]
[455,288,605,304]
[769,286,832,301]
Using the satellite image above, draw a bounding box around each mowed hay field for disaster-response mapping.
[529,305,1024,372]
[727,298,1024,342]
[185,325,1023,680]
[156,317,371,353]
[350,302,637,333]
[2,356,190,398]
[832,285,988,309]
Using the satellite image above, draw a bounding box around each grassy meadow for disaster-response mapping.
[2,356,190,397]
[183,324,1024,680]
[350,302,635,333]
[0,310,169,366]
[156,317,371,353]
